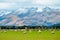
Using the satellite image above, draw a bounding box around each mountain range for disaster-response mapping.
[0,7,60,26]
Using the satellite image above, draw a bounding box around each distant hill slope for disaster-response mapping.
[0,7,60,26]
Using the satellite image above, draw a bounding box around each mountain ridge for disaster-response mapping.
[0,7,60,26]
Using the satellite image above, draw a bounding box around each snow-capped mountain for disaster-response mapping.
[0,7,60,26]
[0,9,13,16]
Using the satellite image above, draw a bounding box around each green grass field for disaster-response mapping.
[0,29,60,40]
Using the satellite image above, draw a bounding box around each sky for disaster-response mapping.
[0,0,60,9]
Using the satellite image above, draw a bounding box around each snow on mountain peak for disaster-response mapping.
[43,7,52,12]
[0,9,12,16]
[0,7,60,26]
[36,8,43,12]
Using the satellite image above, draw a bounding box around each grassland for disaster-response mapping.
[0,29,60,40]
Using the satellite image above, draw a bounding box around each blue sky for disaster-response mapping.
[0,0,60,9]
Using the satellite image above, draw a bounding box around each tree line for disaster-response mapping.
[0,25,60,29]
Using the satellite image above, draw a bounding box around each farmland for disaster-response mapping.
[0,29,60,40]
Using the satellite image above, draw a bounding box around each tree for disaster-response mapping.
[0,26,1,30]
[41,25,44,30]
[11,26,15,29]
[51,23,60,30]
[23,25,28,29]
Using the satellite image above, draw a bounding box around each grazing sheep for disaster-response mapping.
[4,30,7,33]
[29,29,32,33]
[38,30,41,33]
[21,29,25,32]
[23,31,26,34]
[51,30,55,34]
[14,30,18,32]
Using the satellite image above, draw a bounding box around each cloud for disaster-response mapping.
[0,3,18,9]
[32,0,60,5]
[0,0,27,3]
[0,3,10,8]
[0,0,60,9]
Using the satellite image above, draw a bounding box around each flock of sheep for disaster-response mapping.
[0,29,56,34]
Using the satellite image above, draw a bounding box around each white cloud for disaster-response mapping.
[0,0,28,3]
[0,0,60,9]
[32,0,59,6]
[0,3,17,9]
[0,3,10,8]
